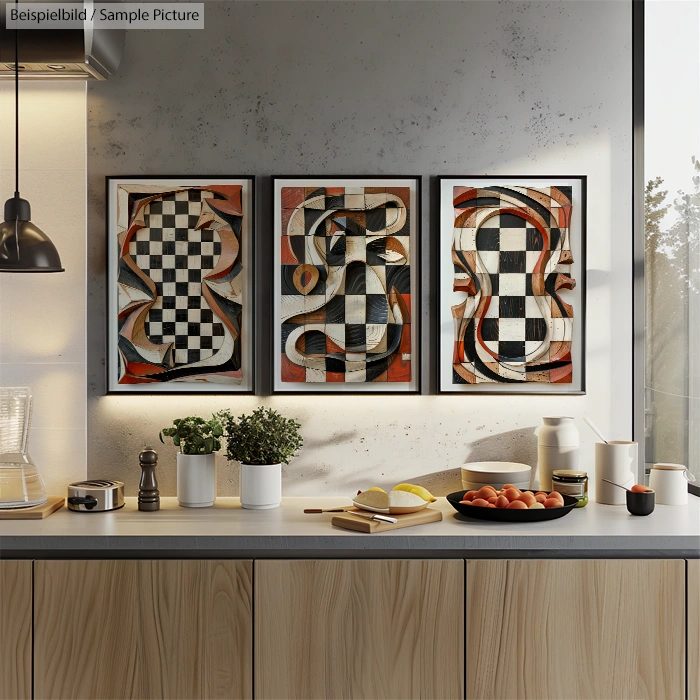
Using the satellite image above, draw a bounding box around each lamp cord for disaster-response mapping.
[15,28,19,198]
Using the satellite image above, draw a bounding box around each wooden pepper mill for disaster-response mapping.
[138,447,160,511]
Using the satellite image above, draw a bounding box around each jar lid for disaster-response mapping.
[651,463,686,471]
[552,470,587,479]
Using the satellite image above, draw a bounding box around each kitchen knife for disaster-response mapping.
[350,511,398,524]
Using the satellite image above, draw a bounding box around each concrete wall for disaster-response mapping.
[87,1,632,497]
[0,82,87,496]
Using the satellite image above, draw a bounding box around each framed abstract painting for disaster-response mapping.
[107,177,254,393]
[273,176,421,393]
[438,176,586,394]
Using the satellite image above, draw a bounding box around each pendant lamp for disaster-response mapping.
[0,30,63,273]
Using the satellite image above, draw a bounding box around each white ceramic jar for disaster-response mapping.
[176,453,216,507]
[649,463,694,505]
[594,441,637,505]
[537,417,579,491]
[240,463,282,509]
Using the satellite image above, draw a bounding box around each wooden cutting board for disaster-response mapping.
[332,507,442,533]
[0,496,65,520]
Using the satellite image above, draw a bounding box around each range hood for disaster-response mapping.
[0,1,124,80]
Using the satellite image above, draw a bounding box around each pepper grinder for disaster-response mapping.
[138,447,160,511]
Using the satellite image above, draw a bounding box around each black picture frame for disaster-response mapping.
[105,175,256,395]
[270,175,422,395]
[436,175,587,395]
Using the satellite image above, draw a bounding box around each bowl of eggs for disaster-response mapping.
[446,484,578,522]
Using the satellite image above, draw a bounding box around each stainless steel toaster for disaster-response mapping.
[67,480,125,512]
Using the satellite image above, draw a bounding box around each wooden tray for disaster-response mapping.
[332,507,442,533]
[0,496,65,520]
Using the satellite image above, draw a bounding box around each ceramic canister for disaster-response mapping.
[594,441,637,505]
[537,417,579,491]
[649,463,694,505]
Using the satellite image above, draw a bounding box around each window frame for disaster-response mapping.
[635,0,700,496]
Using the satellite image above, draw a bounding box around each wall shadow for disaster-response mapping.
[406,426,538,496]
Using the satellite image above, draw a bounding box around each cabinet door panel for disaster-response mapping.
[690,559,700,700]
[466,559,684,700]
[255,559,464,700]
[0,561,32,700]
[35,560,252,700]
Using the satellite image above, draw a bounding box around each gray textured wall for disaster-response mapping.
[87,1,632,497]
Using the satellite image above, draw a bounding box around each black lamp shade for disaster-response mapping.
[0,196,64,273]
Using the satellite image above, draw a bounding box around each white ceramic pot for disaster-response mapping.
[537,417,579,491]
[594,441,637,505]
[649,463,694,505]
[177,453,216,508]
[461,462,531,492]
[240,463,281,509]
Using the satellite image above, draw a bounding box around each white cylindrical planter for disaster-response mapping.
[240,463,281,509]
[595,441,637,505]
[177,453,216,507]
[537,417,579,491]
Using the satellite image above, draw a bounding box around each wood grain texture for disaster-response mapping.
[35,560,252,700]
[255,559,464,700]
[0,495,64,519]
[0,561,32,700]
[466,559,685,700]
[690,559,700,700]
[331,507,442,532]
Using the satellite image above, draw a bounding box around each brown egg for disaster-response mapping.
[487,495,499,504]
[534,492,547,503]
[506,500,528,509]
[463,490,477,501]
[548,491,565,504]
[543,498,562,508]
[502,484,520,491]
[503,488,521,502]
[487,503,497,508]
[631,484,652,493]
[517,492,537,507]
[476,486,498,501]
[495,495,510,509]
[471,498,491,507]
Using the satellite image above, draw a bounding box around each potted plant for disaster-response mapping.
[160,415,223,508]
[218,407,302,509]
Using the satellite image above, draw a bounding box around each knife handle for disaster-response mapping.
[304,508,350,514]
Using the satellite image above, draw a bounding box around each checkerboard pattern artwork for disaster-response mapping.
[130,192,225,366]
[280,186,412,383]
[115,183,245,387]
[451,185,575,384]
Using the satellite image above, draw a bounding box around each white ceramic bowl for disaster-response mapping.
[461,478,531,492]
[460,461,532,491]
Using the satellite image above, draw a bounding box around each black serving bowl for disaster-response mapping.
[446,490,578,522]
[626,489,655,516]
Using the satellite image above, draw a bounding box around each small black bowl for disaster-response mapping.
[626,489,655,516]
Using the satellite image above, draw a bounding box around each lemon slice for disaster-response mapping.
[392,483,437,502]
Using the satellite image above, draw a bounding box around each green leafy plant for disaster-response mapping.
[218,407,302,465]
[159,415,223,455]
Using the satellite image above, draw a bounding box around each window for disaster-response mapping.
[644,0,700,486]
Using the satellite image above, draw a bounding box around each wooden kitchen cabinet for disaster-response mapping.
[34,560,253,700]
[690,559,700,700]
[255,559,464,699]
[466,559,685,700]
[0,560,32,700]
